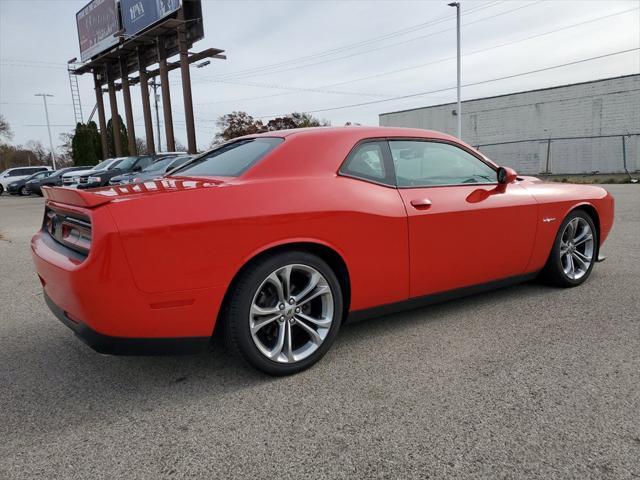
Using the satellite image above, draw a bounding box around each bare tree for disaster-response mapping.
[0,114,13,145]
[174,140,187,153]
[214,111,264,144]
[135,137,148,155]
[213,111,331,145]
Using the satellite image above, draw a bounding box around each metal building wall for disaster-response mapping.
[379,74,640,175]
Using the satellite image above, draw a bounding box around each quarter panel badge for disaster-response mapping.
[543,217,557,223]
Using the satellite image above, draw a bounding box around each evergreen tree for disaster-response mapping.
[106,114,129,157]
[71,122,101,166]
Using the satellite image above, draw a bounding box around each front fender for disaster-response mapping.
[521,181,613,272]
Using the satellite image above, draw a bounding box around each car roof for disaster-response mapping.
[237,126,491,181]
[5,165,50,171]
[248,126,458,142]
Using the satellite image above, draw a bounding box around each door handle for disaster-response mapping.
[410,198,432,209]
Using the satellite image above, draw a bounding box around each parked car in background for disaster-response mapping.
[109,154,194,185]
[79,153,187,188]
[7,170,54,196]
[32,127,614,375]
[0,166,51,195]
[26,167,88,196]
[61,158,123,187]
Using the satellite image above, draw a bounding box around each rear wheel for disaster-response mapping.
[223,251,343,375]
[541,210,597,287]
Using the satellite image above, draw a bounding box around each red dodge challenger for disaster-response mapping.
[31,127,614,375]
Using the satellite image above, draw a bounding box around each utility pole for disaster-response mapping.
[34,93,57,169]
[448,2,462,140]
[149,77,162,152]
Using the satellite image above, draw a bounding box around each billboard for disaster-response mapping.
[76,0,120,62]
[121,0,182,37]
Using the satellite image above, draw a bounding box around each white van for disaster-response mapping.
[0,166,52,195]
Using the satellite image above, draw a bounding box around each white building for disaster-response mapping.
[379,74,640,175]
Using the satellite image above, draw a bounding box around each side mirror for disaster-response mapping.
[133,166,142,172]
[497,167,518,184]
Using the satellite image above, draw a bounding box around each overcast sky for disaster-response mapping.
[1,0,638,151]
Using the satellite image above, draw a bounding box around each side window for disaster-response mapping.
[390,140,496,187]
[340,141,391,185]
[12,169,26,176]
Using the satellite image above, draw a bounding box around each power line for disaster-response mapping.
[1,58,65,66]
[200,78,394,98]
[205,1,503,81]
[0,2,501,76]
[0,61,69,70]
[1,101,74,106]
[321,6,640,89]
[194,6,638,106]
[204,0,541,82]
[252,48,640,118]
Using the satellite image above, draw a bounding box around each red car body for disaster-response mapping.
[31,127,614,354]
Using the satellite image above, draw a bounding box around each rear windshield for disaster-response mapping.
[142,157,175,173]
[94,158,117,170]
[115,156,145,170]
[172,138,283,178]
[107,159,123,170]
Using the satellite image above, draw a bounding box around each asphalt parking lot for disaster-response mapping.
[0,185,638,480]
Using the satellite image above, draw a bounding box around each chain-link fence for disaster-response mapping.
[476,133,640,175]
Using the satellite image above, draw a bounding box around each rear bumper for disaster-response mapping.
[44,291,210,355]
[32,220,227,347]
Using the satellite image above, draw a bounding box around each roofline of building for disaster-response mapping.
[378,73,640,117]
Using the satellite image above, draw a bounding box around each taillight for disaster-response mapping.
[44,207,92,257]
[60,220,91,254]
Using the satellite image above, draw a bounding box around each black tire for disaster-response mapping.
[540,209,598,288]
[0,185,4,195]
[223,251,343,376]
[20,186,29,196]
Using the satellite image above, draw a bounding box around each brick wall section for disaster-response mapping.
[379,75,640,174]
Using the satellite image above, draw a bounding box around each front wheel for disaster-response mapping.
[20,186,29,196]
[541,210,597,287]
[223,251,343,375]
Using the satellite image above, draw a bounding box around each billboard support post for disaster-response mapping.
[93,70,109,159]
[137,48,156,155]
[106,64,123,157]
[178,13,197,154]
[120,57,137,155]
[157,38,176,152]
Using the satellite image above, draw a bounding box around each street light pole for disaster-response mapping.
[448,2,462,140]
[149,77,162,152]
[34,93,57,169]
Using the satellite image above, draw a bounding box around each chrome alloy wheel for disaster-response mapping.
[559,217,594,280]
[249,264,334,363]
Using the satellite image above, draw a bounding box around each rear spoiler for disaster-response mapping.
[41,186,113,208]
